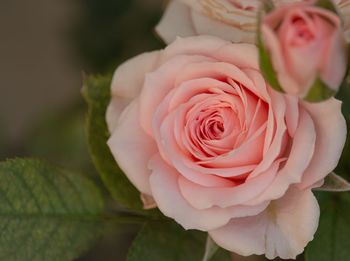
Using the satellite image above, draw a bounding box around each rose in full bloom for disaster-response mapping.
[106,36,346,259]
[261,2,347,98]
[155,0,350,44]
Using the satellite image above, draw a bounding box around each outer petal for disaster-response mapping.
[161,36,259,71]
[261,25,300,95]
[155,0,196,44]
[191,11,255,43]
[107,100,158,195]
[178,160,281,209]
[106,97,132,133]
[299,98,347,189]
[149,154,269,231]
[111,51,160,99]
[321,27,348,89]
[106,51,160,133]
[209,188,320,260]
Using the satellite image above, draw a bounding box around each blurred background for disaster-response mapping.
[0,0,339,260]
[0,0,164,260]
[0,0,164,164]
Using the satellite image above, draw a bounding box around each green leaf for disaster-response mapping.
[257,13,284,93]
[127,220,231,261]
[0,159,105,261]
[304,77,337,102]
[82,74,143,210]
[305,193,350,261]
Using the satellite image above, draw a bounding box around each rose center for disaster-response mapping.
[201,112,225,140]
[290,15,315,45]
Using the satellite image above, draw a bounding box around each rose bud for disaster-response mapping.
[259,1,348,101]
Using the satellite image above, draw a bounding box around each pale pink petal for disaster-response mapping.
[241,68,271,103]
[162,36,259,71]
[321,27,348,89]
[161,35,225,63]
[191,10,255,43]
[209,188,319,260]
[195,122,266,167]
[107,100,158,195]
[261,25,300,95]
[168,77,235,111]
[284,95,299,137]
[159,108,236,187]
[178,160,281,209]
[139,55,213,136]
[155,0,196,44]
[299,98,347,189]
[250,90,287,177]
[172,62,265,102]
[106,97,132,133]
[149,154,269,231]
[247,107,316,205]
[111,51,160,98]
[106,51,160,133]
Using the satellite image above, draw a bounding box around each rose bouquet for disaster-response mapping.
[2,0,350,260]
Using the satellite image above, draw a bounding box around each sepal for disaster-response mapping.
[304,77,337,103]
[315,172,350,192]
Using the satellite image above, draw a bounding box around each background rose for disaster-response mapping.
[106,36,346,259]
[336,0,350,39]
[155,0,350,44]
[261,2,347,98]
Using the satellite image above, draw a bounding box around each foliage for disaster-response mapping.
[82,74,143,210]
[0,159,104,261]
[127,221,231,261]
[305,193,350,261]
[303,78,337,102]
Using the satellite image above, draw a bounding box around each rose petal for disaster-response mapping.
[321,27,348,89]
[140,55,213,136]
[107,100,158,195]
[160,108,236,187]
[247,107,316,205]
[209,187,319,260]
[162,36,259,71]
[111,51,160,99]
[149,154,269,231]
[155,0,196,44]
[261,25,300,95]
[299,98,347,189]
[284,95,299,137]
[178,160,281,209]
[249,89,287,178]
[106,51,160,133]
[191,10,255,43]
[106,97,132,133]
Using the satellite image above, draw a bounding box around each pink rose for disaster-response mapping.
[106,36,346,259]
[261,2,348,98]
[156,0,350,44]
